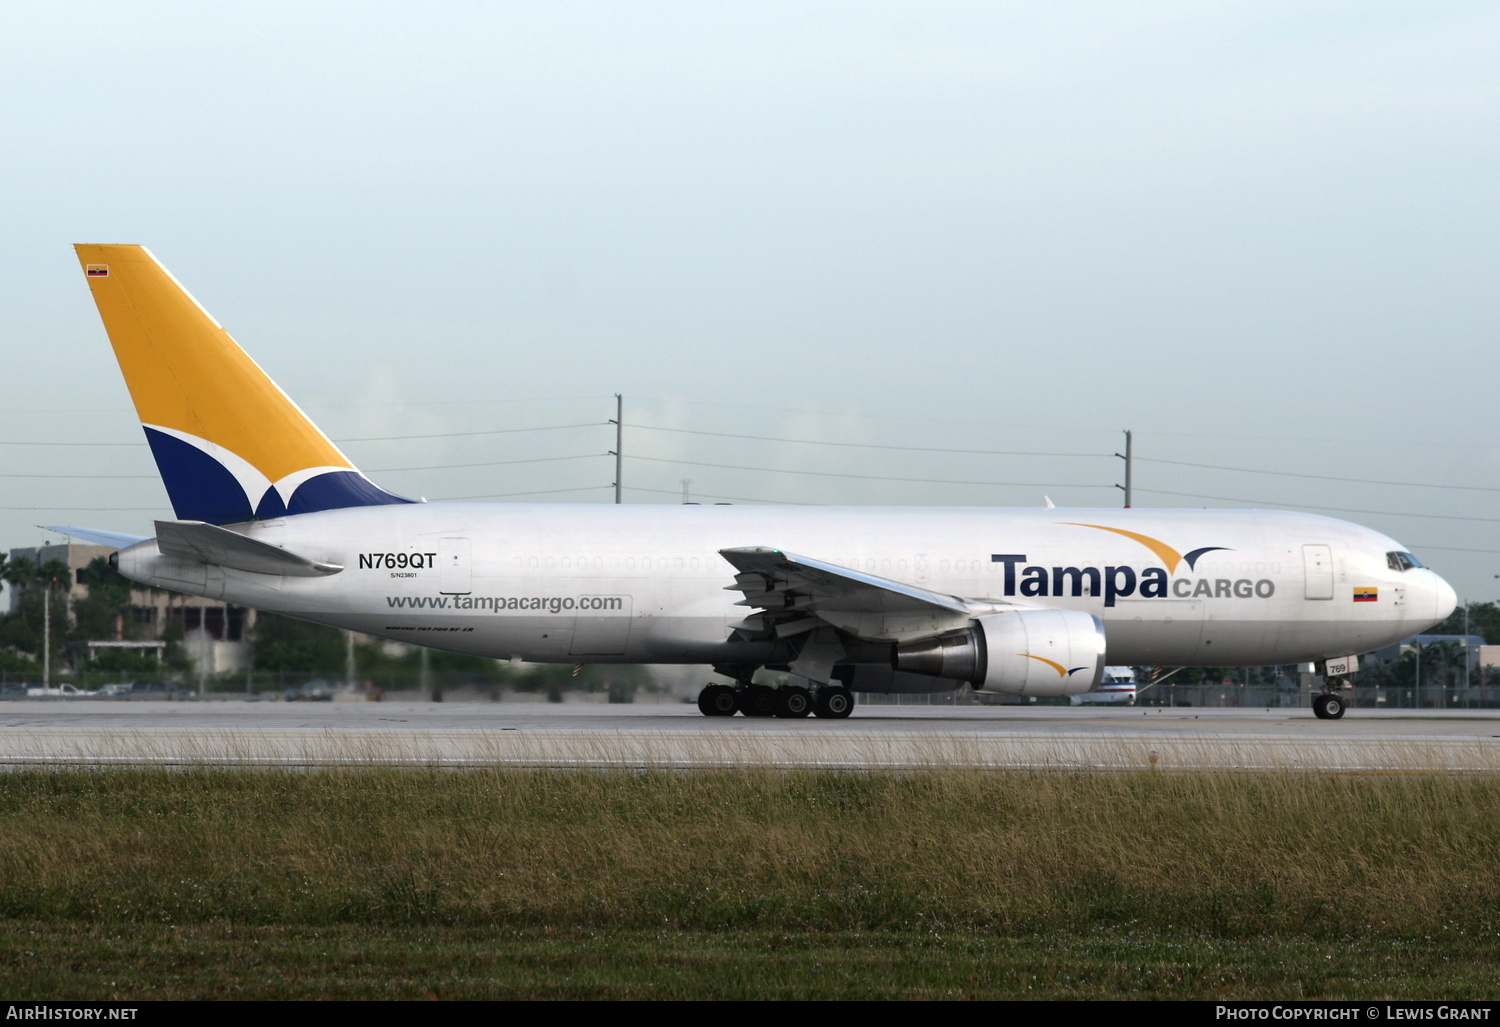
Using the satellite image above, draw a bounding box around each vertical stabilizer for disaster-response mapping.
[75,244,411,524]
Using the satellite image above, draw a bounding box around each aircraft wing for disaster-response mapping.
[719,546,980,646]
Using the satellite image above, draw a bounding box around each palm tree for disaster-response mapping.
[1,556,73,682]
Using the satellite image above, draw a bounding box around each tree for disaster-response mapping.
[0,555,72,667]
[251,613,346,674]
[1428,601,1500,644]
[70,556,135,642]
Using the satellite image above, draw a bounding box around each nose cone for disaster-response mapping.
[1430,571,1458,627]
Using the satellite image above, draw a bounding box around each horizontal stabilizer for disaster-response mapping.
[154,520,343,577]
[41,526,150,549]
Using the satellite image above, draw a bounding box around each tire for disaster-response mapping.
[697,684,738,717]
[813,686,854,719]
[739,684,778,717]
[775,685,813,719]
[1322,693,1346,719]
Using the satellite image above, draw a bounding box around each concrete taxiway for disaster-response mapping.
[3,700,1499,772]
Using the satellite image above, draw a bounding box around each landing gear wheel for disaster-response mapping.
[739,684,778,717]
[697,684,739,717]
[775,685,813,719]
[814,686,854,719]
[1313,693,1346,720]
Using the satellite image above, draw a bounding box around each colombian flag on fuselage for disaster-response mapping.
[75,244,412,525]
[1354,587,1378,602]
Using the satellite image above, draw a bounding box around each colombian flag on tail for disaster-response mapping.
[74,244,411,525]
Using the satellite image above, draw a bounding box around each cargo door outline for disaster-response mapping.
[1303,544,1334,600]
[570,595,632,655]
[439,538,471,595]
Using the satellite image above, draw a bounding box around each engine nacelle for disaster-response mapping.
[892,609,1107,697]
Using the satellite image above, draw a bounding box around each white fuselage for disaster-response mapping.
[115,504,1455,669]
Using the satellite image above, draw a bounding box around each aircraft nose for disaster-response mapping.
[1431,571,1457,625]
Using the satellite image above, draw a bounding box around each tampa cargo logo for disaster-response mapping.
[992,523,1276,608]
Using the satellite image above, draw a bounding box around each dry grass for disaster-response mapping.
[4,725,1500,773]
[0,767,1497,941]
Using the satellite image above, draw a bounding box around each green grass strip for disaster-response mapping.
[1,768,1498,998]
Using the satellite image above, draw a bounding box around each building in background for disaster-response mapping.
[6,542,254,675]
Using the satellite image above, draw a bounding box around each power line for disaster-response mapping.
[430,485,612,501]
[336,422,604,443]
[623,486,810,506]
[629,396,1498,450]
[626,453,1114,489]
[629,396,1127,440]
[0,440,139,448]
[0,421,604,449]
[1137,457,1500,494]
[308,395,609,410]
[1136,488,1500,524]
[4,395,611,415]
[369,454,603,473]
[0,506,166,512]
[628,423,1101,458]
[0,473,154,479]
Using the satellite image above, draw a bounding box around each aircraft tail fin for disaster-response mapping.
[74,245,411,525]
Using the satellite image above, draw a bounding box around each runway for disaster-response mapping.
[4,699,1500,771]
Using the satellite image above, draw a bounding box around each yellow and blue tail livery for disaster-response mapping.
[75,244,411,524]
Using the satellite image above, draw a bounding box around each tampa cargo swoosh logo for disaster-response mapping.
[1057,523,1230,572]
[1019,654,1090,678]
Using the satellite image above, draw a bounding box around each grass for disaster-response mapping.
[1,768,1498,999]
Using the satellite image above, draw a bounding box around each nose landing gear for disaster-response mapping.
[1313,681,1348,720]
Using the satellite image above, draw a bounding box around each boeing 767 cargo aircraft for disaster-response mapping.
[53,245,1456,720]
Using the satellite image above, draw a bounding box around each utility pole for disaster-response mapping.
[41,575,50,689]
[345,629,356,689]
[1414,640,1422,710]
[610,393,623,504]
[1464,601,1471,707]
[197,596,208,696]
[1115,430,1133,509]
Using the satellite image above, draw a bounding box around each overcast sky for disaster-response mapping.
[4,1,1499,601]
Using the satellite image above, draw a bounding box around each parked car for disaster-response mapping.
[127,680,186,699]
[1,683,32,698]
[95,683,133,697]
[24,684,95,697]
[283,679,335,702]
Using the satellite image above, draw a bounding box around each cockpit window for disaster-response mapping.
[1387,551,1422,572]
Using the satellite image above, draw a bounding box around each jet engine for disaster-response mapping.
[892,609,1107,697]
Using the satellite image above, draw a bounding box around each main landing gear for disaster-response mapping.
[696,682,854,719]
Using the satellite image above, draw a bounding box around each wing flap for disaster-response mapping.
[718,546,980,643]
